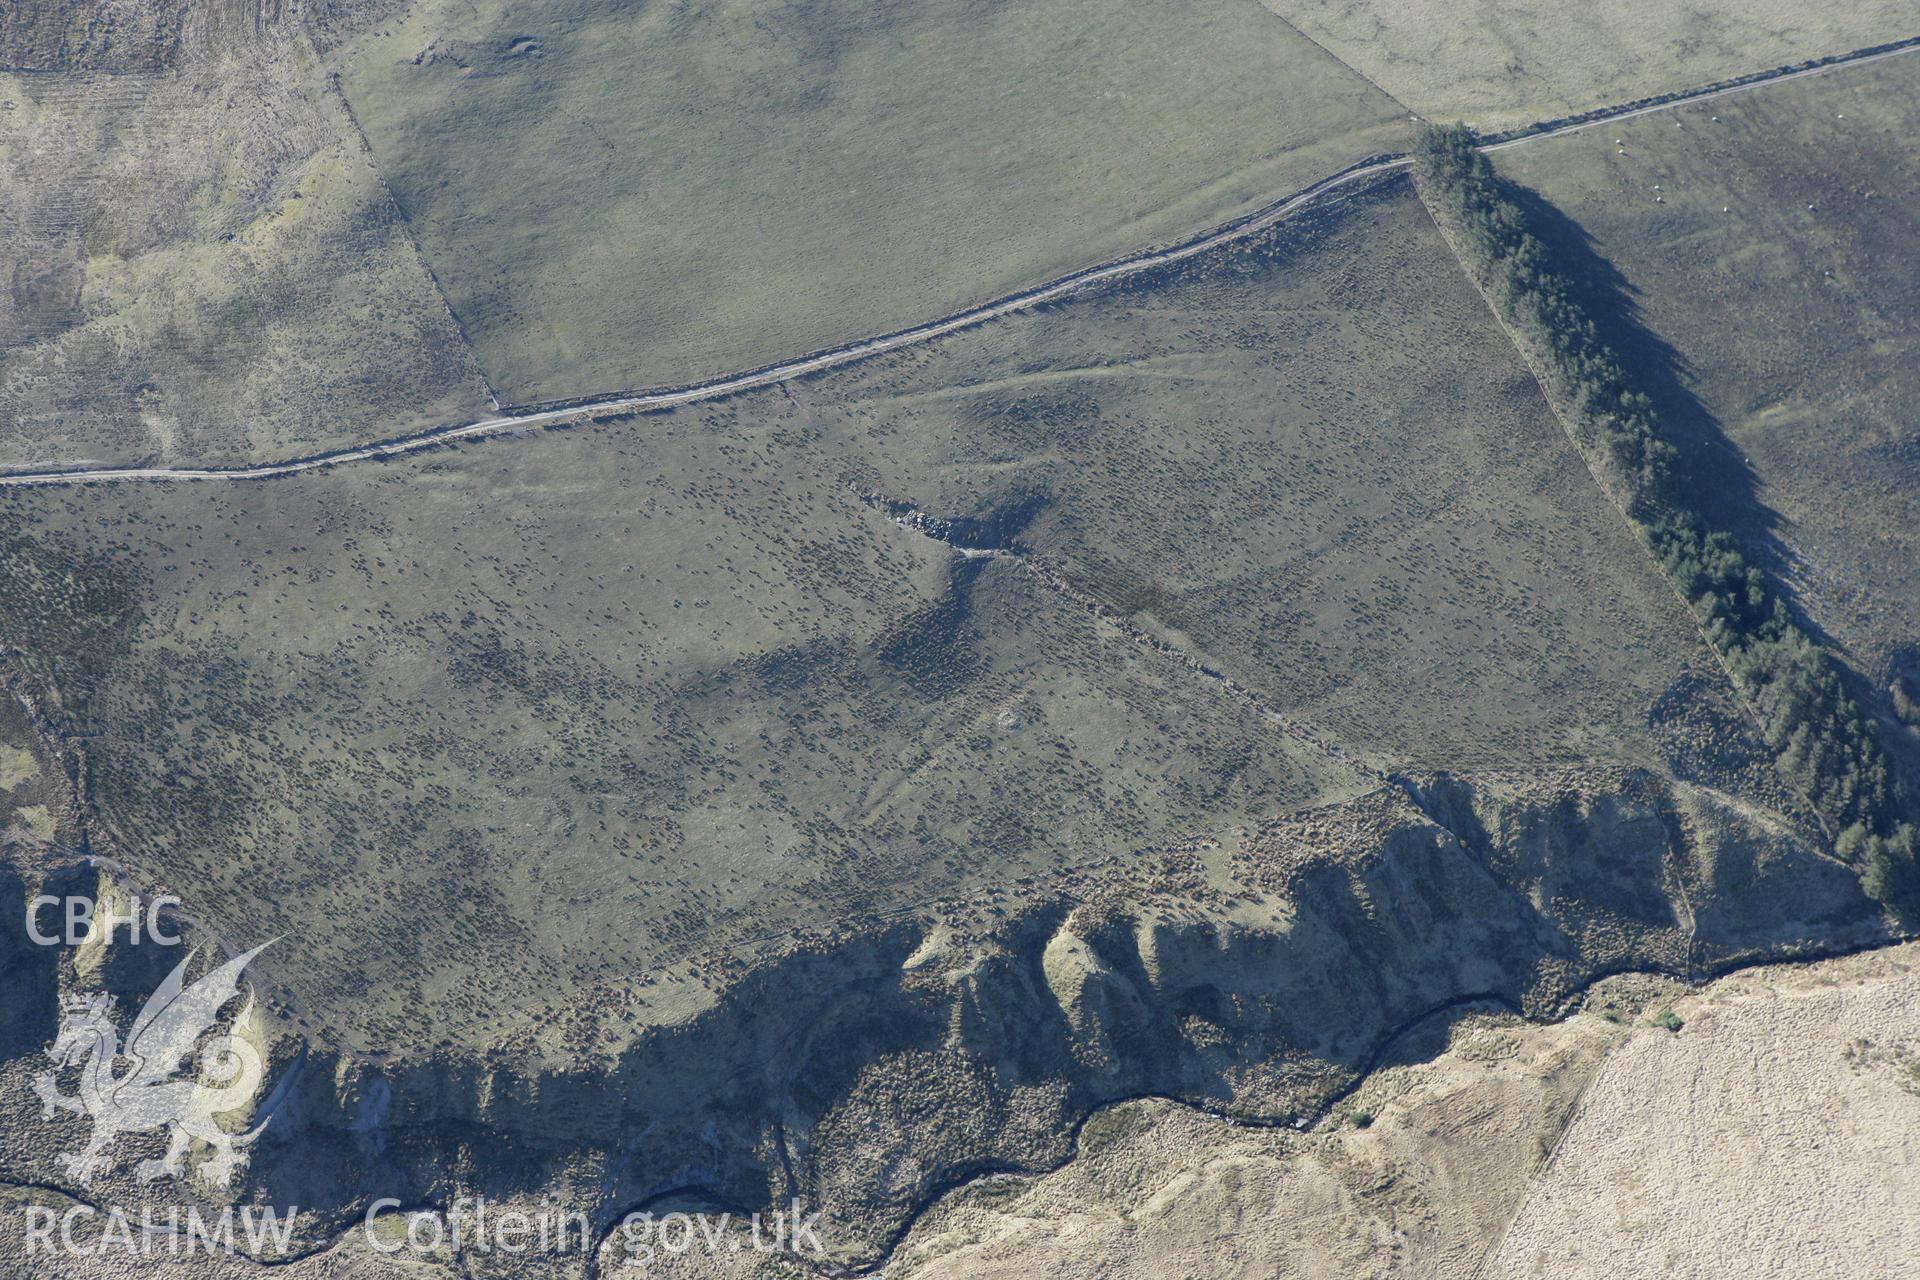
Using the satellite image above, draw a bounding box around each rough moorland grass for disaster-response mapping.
[1413,115,1917,906]
[1259,0,1916,130]
[800,178,1764,786]
[0,30,493,470]
[0,410,1359,1054]
[336,0,1412,403]
[0,176,1828,1059]
[1495,55,1920,685]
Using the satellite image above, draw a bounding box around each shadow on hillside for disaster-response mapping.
[1501,185,1856,652]
[1496,181,1920,824]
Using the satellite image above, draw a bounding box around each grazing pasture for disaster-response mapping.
[1499,57,1920,701]
[1259,0,1915,130]
[336,0,1412,402]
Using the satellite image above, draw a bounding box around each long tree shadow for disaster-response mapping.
[1496,182,1920,816]
[1500,185,1840,639]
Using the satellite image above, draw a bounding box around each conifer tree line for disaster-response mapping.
[1414,124,1918,912]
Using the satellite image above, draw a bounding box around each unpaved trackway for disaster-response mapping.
[3,37,1915,490]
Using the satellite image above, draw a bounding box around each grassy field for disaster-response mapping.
[0,178,1796,1057]
[799,177,1746,780]
[1498,56,1920,717]
[0,17,493,470]
[0,695,66,853]
[1259,0,1915,130]
[0,400,1363,1054]
[335,0,1412,404]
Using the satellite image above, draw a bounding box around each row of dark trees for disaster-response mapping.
[1415,124,1918,913]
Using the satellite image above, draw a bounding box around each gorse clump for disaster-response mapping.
[1414,123,1918,915]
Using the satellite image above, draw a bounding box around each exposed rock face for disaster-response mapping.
[0,769,1889,1268]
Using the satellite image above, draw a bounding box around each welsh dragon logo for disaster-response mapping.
[33,942,273,1190]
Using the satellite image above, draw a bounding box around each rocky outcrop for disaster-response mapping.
[0,768,1890,1270]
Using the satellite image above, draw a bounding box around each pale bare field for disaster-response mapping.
[741,948,1920,1280]
[1488,947,1920,1277]
[1258,0,1916,130]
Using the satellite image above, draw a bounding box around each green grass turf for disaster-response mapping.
[1258,0,1915,131]
[336,0,1413,403]
[1498,55,1920,691]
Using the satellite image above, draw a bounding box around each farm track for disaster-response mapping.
[2,36,1917,490]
